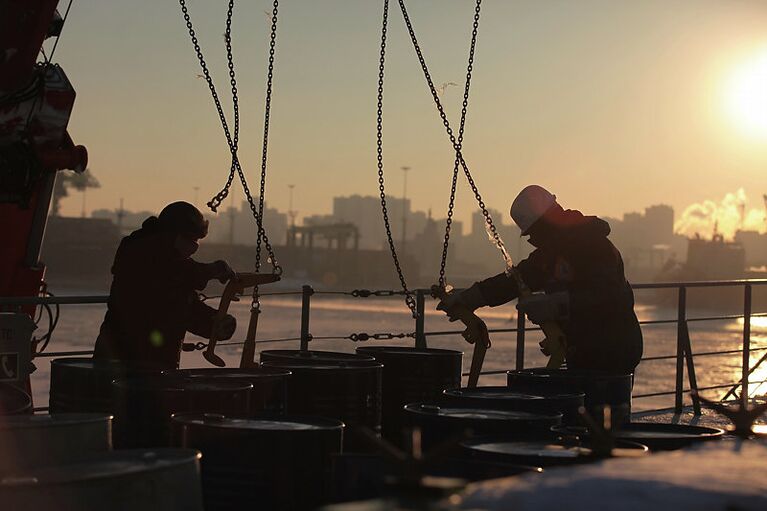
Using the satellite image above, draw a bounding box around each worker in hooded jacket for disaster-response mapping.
[438,185,643,374]
[94,201,237,370]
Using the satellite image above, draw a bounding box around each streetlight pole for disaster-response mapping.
[288,184,296,227]
[401,166,410,252]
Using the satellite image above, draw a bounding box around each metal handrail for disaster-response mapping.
[3,278,767,413]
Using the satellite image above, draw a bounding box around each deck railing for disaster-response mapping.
[2,278,766,414]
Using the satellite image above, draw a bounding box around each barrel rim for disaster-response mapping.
[170,412,345,431]
[0,413,113,430]
[444,386,585,400]
[404,402,562,422]
[111,375,254,392]
[0,448,202,486]
[169,367,293,378]
[356,346,464,357]
[260,361,383,371]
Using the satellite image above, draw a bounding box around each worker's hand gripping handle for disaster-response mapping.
[431,285,491,388]
[203,272,280,367]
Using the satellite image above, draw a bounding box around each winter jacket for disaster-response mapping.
[94,217,217,370]
[476,210,643,374]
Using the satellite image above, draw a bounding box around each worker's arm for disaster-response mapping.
[474,250,548,307]
[171,259,234,291]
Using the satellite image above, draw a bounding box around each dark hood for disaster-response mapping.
[544,209,611,248]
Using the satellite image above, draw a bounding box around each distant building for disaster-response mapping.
[207,200,288,247]
[735,230,767,267]
[608,204,678,280]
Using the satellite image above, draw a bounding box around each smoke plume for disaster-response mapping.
[674,188,767,240]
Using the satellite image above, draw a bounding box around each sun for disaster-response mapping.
[725,49,767,140]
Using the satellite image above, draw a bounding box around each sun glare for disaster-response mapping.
[725,49,767,140]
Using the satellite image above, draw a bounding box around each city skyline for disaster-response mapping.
[52,1,767,231]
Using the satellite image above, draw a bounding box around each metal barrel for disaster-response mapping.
[403,403,561,452]
[507,368,634,425]
[170,367,291,416]
[261,357,382,453]
[111,374,252,448]
[0,382,32,415]
[0,448,204,510]
[49,358,159,414]
[260,349,377,366]
[461,437,648,467]
[551,423,725,451]
[0,413,112,471]
[442,386,585,425]
[356,346,462,445]
[172,413,343,511]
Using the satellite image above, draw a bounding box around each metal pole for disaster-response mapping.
[675,286,686,413]
[515,310,526,371]
[401,166,410,252]
[742,284,752,405]
[300,285,313,351]
[415,289,426,348]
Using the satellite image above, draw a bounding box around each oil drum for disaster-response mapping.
[507,368,633,425]
[551,423,725,451]
[356,346,462,444]
[261,358,382,452]
[403,403,561,452]
[172,413,343,511]
[0,383,32,415]
[49,358,158,414]
[111,374,252,448]
[170,367,290,416]
[0,413,112,471]
[260,349,377,366]
[461,437,648,467]
[442,386,584,424]
[0,448,204,510]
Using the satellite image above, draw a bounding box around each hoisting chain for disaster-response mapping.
[396,0,509,283]
[178,0,282,295]
[252,0,280,311]
[434,0,482,289]
[376,0,417,317]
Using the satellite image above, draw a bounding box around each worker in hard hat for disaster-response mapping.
[94,201,237,370]
[438,185,643,374]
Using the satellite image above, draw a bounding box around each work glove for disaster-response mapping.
[210,260,235,284]
[212,314,237,340]
[517,291,569,325]
[436,283,486,322]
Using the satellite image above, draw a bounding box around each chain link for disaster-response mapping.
[348,332,415,342]
[396,0,508,286]
[177,0,282,285]
[376,0,417,317]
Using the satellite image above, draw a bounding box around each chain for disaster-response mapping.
[396,0,509,282]
[252,0,280,309]
[437,0,482,289]
[376,0,417,317]
[349,332,415,342]
[178,0,281,282]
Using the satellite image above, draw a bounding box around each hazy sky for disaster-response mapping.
[54,0,767,235]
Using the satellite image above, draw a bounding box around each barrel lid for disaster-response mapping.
[404,403,560,422]
[0,449,201,486]
[553,423,725,442]
[172,413,344,431]
[260,350,376,364]
[508,368,633,380]
[464,439,593,459]
[0,413,112,431]
[113,375,253,392]
[170,367,292,379]
[356,346,463,357]
[261,360,382,371]
[444,386,584,400]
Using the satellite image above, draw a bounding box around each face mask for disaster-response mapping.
[174,235,200,258]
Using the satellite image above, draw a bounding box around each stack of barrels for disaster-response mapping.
[33,352,645,508]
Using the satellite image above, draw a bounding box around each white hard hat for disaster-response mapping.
[510,185,558,235]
